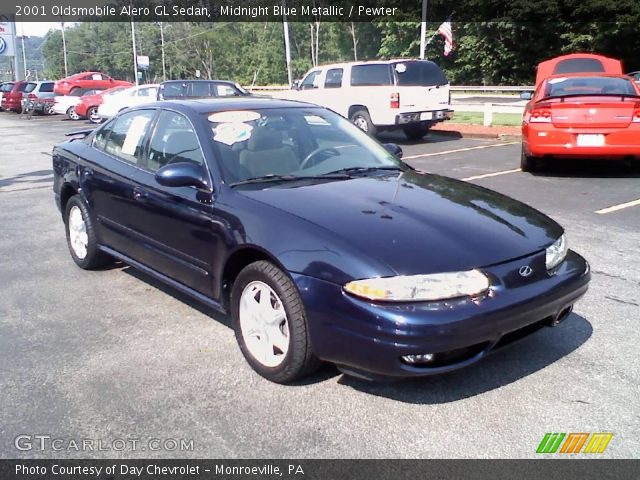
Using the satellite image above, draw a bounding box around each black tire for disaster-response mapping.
[231,260,320,383]
[520,145,538,172]
[350,109,377,136]
[403,123,429,140]
[64,195,111,270]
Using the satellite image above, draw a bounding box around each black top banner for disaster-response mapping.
[1,0,639,22]
[0,459,638,480]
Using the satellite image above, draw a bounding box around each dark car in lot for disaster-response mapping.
[157,80,250,100]
[52,98,590,383]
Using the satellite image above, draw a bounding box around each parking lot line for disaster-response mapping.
[461,168,522,181]
[595,198,640,215]
[402,142,518,160]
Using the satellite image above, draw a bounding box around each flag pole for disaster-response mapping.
[282,1,293,86]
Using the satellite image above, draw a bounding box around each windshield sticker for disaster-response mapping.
[304,115,330,126]
[213,122,253,145]
[395,63,407,73]
[208,110,261,123]
[548,77,567,84]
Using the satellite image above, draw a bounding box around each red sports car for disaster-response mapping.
[74,86,130,122]
[521,74,640,171]
[53,72,132,96]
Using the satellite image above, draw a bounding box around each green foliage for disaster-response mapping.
[33,20,640,86]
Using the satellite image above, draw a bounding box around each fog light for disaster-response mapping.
[402,353,435,364]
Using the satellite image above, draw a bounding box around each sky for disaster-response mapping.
[19,22,62,37]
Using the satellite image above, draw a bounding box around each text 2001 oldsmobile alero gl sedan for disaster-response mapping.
[52,98,590,383]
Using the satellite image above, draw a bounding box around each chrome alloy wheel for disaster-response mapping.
[68,206,88,259]
[239,281,290,368]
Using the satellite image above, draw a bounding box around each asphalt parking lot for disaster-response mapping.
[1,112,638,459]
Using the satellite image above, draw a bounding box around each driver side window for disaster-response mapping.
[146,110,205,172]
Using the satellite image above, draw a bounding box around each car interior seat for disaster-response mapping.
[238,126,299,178]
[153,130,202,168]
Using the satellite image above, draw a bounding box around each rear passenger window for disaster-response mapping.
[146,110,204,172]
[324,68,343,88]
[40,82,54,92]
[189,82,211,97]
[350,65,392,86]
[101,110,155,164]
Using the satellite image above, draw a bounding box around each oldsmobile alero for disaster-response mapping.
[52,98,590,383]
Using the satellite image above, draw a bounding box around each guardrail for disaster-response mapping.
[245,85,534,92]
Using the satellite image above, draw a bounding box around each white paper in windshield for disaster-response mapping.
[208,110,261,123]
[213,122,253,145]
[121,116,151,156]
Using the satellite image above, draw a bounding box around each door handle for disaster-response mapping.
[132,187,148,201]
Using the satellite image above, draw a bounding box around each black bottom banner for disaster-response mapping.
[0,459,637,480]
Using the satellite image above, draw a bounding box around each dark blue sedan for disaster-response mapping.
[52,98,590,383]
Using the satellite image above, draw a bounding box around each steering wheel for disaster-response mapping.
[299,147,340,170]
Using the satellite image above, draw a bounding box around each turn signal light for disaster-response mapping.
[632,105,640,123]
[530,107,552,123]
[390,92,400,109]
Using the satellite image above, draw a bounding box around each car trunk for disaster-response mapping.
[547,98,637,128]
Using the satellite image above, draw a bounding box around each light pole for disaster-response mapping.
[131,20,139,86]
[419,0,427,59]
[159,22,166,81]
[282,1,293,86]
[60,21,68,77]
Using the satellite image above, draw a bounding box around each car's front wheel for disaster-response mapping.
[87,107,101,124]
[64,195,111,269]
[66,107,80,121]
[231,260,320,383]
[520,145,538,172]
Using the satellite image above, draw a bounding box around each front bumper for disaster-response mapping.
[293,250,590,379]
[524,123,640,159]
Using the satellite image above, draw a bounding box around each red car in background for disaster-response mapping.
[1,81,30,112]
[521,74,640,171]
[74,86,130,122]
[53,72,132,96]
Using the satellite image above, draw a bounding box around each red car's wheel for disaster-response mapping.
[520,145,538,172]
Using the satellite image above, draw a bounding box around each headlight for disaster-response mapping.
[344,270,490,302]
[546,234,568,270]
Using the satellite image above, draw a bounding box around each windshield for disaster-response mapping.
[543,76,638,98]
[394,61,448,86]
[205,107,403,185]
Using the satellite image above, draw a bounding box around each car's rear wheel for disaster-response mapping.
[350,109,377,136]
[231,260,320,383]
[64,195,111,270]
[87,106,101,124]
[520,145,538,172]
[44,103,55,115]
[66,107,80,121]
[403,123,429,140]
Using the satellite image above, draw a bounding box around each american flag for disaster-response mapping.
[437,21,454,56]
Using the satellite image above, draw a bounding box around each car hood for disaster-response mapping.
[238,171,563,276]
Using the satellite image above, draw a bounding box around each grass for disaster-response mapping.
[452,111,522,126]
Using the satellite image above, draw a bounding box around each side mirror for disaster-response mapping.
[291,80,301,90]
[383,143,403,159]
[520,91,533,100]
[155,162,210,190]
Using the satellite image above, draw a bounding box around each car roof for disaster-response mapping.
[308,58,435,70]
[542,73,636,82]
[160,79,237,84]
[143,97,318,113]
[535,53,623,87]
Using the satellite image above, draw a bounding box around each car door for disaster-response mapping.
[128,109,218,296]
[85,108,157,257]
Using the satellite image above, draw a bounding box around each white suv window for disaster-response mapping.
[350,65,392,86]
[324,69,343,88]
[300,71,321,90]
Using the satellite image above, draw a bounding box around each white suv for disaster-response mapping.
[287,59,453,139]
